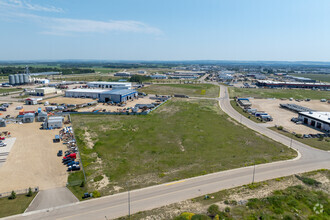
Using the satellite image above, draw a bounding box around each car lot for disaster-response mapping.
[0,122,68,192]
[250,99,329,134]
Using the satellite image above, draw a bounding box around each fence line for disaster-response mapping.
[0,186,39,198]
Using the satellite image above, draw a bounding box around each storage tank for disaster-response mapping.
[23,74,29,83]
[14,75,19,85]
[9,75,15,85]
[19,74,24,84]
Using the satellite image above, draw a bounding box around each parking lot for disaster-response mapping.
[250,99,329,134]
[0,122,68,192]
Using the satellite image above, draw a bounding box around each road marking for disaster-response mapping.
[165,180,185,186]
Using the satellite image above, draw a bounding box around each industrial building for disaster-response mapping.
[149,74,168,79]
[298,112,330,132]
[99,89,138,103]
[26,87,57,96]
[87,82,132,90]
[65,89,105,99]
[36,112,48,122]
[25,98,43,105]
[43,116,64,129]
[114,72,131,77]
[65,88,137,103]
[22,113,35,123]
[256,80,330,89]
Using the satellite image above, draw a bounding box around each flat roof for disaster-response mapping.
[87,81,131,85]
[299,112,330,124]
[101,89,137,96]
[66,89,108,93]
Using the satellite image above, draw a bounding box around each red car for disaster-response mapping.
[63,153,76,160]
[0,137,5,140]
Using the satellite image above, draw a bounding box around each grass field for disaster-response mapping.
[53,74,119,82]
[293,74,330,83]
[230,100,264,123]
[117,170,329,220]
[0,88,22,94]
[71,99,296,197]
[229,87,330,100]
[139,84,219,97]
[0,193,37,218]
[269,127,330,151]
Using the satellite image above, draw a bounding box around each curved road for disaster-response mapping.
[7,85,330,220]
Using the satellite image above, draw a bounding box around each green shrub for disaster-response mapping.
[191,214,211,220]
[27,187,33,197]
[277,126,283,130]
[295,134,302,138]
[207,204,219,217]
[8,191,16,200]
[180,212,195,220]
[224,207,230,213]
[93,175,104,182]
[295,175,321,187]
[92,190,101,198]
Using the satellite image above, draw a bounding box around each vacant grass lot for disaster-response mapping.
[229,87,329,100]
[71,99,296,197]
[139,84,219,97]
[293,73,330,83]
[0,88,21,94]
[269,127,330,151]
[0,193,37,218]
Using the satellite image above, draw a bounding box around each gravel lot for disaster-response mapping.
[250,99,330,134]
[0,122,68,192]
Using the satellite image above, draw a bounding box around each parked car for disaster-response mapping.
[0,137,5,140]
[0,143,7,147]
[57,150,63,157]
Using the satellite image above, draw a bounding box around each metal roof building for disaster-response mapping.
[65,89,106,99]
[99,89,138,103]
[298,112,330,132]
[87,82,132,90]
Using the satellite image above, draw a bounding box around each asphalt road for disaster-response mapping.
[5,84,330,220]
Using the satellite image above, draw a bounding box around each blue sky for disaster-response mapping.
[0,0,330,61]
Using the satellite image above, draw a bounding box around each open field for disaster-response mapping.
[71,99,296,197]
[293,73,330,83]
[269,127,330,151]
[250,99,330,134]
[0,122,68,192]
[0,88,22,94]
[228,87,330,100]
[0,193,37,218]
[117,170,330,220]
[53,74,118,82]
[139,84,219,97]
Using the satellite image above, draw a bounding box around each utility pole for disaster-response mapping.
[127,182,131,218]
[252,163,256,184]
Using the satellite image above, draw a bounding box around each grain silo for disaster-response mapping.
[23,74,29,83]
[19,74,24,84]
[14,75,19,85]
[9,75,15,85]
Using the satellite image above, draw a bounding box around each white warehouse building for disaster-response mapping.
[65,89,105,99]
[87,82,132,90]
[298,112,330,132]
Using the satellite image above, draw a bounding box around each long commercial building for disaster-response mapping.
[298,112,330,132]
[256,80,330,89]
[87,82,132,90]
[65,89,137,103]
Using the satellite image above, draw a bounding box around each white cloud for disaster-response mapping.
[0,0,63,13]
[1,12,163,36]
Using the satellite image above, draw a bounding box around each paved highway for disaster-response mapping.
[6,84,330,220]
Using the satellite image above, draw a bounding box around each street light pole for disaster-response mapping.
[127,182,131,218]
[252,164,256,184]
